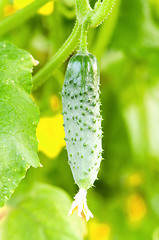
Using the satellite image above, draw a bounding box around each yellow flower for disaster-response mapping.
[13,0,33,9]
[36,114,66,158]
[126,193,147,223]
[38,1,54,16]
[13,0,54,15]
[89,220,111,240]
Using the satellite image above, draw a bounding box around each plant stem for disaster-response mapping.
[90,0,117,28]
[32,0,118,90]
[75,0,92,53]
[75,0,92,22]
[32,0,93,90]
[0,0,51,36]
[78,22,89,53]
[32,21,81,91]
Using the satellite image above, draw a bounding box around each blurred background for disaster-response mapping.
[1,0,159,239]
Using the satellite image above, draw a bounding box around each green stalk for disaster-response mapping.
[32,0,93,90]
[0,0,51,36]
[33,0,117,90]
[32,21,81,91]
[90,0,117,28]
[75,0,92,22]
[78,22,89,53]
[74,0,92,54]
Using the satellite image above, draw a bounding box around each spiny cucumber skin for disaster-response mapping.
[62,54,102,190]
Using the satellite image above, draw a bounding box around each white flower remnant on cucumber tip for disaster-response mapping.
[69,189,93,221]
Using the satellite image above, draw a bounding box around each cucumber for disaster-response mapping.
[62,53,102,220]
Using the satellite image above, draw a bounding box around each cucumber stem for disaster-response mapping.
[78,23,88,54]
[75,0,92,22]
[90,0,117,28]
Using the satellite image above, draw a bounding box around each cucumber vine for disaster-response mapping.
[0,0,117,90]
[0,0,157,236]
[0,0,118,218]
[61,0,116,220]
[33,0,117,90]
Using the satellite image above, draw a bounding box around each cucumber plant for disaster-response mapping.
[0,0,117,221]
[61,0,116,221]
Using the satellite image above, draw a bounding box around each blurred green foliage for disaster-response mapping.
[1,0,159,239]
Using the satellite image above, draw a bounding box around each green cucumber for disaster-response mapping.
[62,53,102,220]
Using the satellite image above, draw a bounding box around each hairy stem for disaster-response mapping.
[75,0,92,22]
[32,0,93,90]
[90,0,117,28]
[32,21,81,91]
[78,22,89,53]
[32,0,118,90]
[0,0,51,36]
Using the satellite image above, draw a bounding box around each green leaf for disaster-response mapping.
[0,41,40,207]
[0,183,84,240]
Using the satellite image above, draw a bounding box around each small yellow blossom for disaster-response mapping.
[38,1,54,16]
[13,0,33,9]
[13,0,54,15]
[36,114,66,158]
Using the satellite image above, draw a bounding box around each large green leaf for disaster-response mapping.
[0,41,40,207]
[0,183,84,240]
